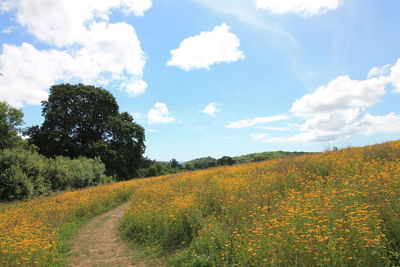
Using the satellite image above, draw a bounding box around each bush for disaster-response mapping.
[0,148,112,201]
[0,148,49,200]
[45,156,111,191]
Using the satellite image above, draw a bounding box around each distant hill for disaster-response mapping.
[183,151,308,170]
[233,151,308,164]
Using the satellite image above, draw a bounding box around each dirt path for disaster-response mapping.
[69,203,165,267]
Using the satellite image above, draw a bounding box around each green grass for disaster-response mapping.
[54,217,91,266]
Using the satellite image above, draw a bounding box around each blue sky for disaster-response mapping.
[1,0,400,161]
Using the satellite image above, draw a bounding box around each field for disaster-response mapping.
[1,140,400,266]
[0,180,141,266]
[120,140,400,266]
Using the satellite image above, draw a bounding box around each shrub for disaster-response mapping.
[0,148,49,200]
[0,148,112,200]
[45,156,111,191]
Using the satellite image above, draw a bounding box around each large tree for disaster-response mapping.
[0,101,24,149]
[27,84,145,180]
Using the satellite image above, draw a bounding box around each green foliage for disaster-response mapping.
[233,151,307,164]
[139,161,181,177]
[217,156,235,166]
[183,152,307,171]
[0,148,49,200]
[45,156,111,191]
[183,157,217,170]
[0,148,111,201]
[0,101,24,150]
[170,158,180,169]
[27,84,145,180]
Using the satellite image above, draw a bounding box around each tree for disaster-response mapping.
[170,158,179,168]
[27,84,145,180]
[0,101,24,150]
[217,156,235,166]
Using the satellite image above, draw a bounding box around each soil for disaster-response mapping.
[68,203,165,267]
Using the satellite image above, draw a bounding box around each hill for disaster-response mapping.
[233,150,307,163]
[1,140,400,266]
[120,140,400,266]
[183,150,308,170]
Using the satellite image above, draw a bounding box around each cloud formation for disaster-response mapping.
[147,102,177,125]
[167,23,244,71]
[256,59,400,143]
[226,115,290,128]
[0,0,151,107]
[202,102,221,116]
[254,0,342,16]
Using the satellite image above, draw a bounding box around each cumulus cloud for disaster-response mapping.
[147,102,177,125]
[0,0,150,107]
[167,23,244,71]
[290,75,388,116]
[202,102,221,116]
[254,0,342,16]
[226,115,290,128]
[260,112,400,143]
[256,59,400,143]
[1,0,152,46]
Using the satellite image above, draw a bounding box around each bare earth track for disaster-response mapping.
[69,203,165,267]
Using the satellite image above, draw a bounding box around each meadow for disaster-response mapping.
[120,140,400,266]
[0,140,399,266]
[0,180,141,266]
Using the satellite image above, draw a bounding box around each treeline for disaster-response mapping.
[138,158,183,177]
[233,151,307,164]
[139,152,309,176]
[0,84,146,201]
[183,151,307,170]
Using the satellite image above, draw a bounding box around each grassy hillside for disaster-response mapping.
[120,140,400,266]
[1,140,399,266]
[183,151,307,170]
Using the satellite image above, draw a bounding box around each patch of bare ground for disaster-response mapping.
[69,203,166,267]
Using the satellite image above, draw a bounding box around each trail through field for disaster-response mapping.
[69,203,165,267]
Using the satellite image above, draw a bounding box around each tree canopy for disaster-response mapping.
[27,84,145,180]
[0,101,24,149]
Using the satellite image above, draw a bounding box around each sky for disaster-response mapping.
[0,0,400,161]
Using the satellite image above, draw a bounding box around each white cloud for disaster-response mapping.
[260,112,400,143]
[0,43,73,107]
[290,75,388,116]
[1,0,152,47]
[368,64,392,78]
[0,0,150,107]
[226,115,290,128]
[389,59,400,93]
[202,102,221,116]
[256,59,400,143]
[167,23,244,71]
[255,0,342,16]
[147,102,177,125]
